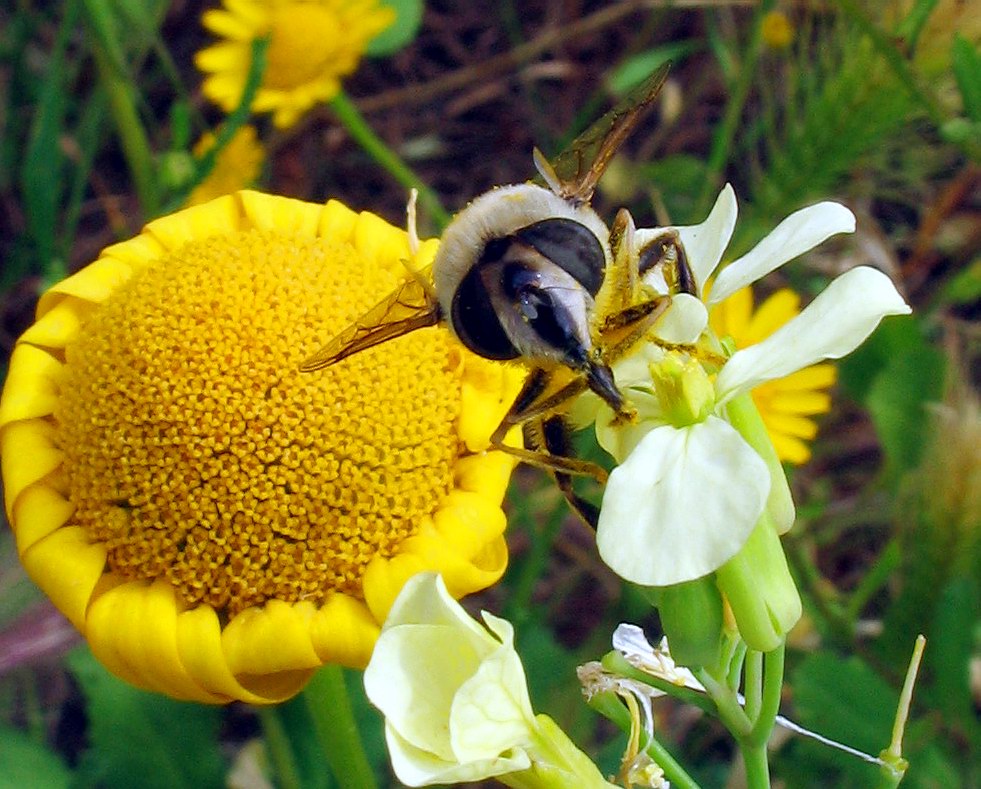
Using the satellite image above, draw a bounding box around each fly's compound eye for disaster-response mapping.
[450,218,607,361]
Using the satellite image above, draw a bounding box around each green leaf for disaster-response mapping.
[892,0,939,51]
[838,315,922,403]
[606,41,700,96]
[637,154,710,224]
[864,337,946,483]
[20,0,79,280]
[789,652,896,784]
[951,34,981,122]
[365,0,423,57]
[940,258,981,305]
[67,648,225,789]
[0,725,71,789]
[929,577,979,724]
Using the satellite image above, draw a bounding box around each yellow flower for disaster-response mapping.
[195,0,395,129]
[709,286,836,464]
[186,125,265,206]
[0,191,524,704]
[761,10,794,51]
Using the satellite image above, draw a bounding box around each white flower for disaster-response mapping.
[364,573,615,788]
[594,187,910,587]
[363,573,536,786]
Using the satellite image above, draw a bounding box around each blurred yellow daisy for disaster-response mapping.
[185,125,265,206]
[195,0,395,129]
[0,191,523,704]
[761,10,794,51]
[710,286,836,464]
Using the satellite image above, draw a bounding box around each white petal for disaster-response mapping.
[597,419,769,586]
[636,184,737,295]
[385,724,531,787]
[595,405,664,462]
[654,293,708,344]
[380,572,489,641]
[708,202,856,306]
[716,266,911,403]
[365,624,484,759]
[450,620,535,760]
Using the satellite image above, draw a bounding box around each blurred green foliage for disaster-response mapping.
[0,0,977,787]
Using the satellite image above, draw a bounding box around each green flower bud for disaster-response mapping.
[643,576,724,669]
[715,516,802,652]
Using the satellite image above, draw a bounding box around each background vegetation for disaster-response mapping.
[1,0,978,787]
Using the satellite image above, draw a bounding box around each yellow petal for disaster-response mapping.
[767,390,832,415]
[194,42,249,73]
[309,593,380,669]
[239,190,322,237]
[87,582,159,692]
[175,606,269,704]
[318,199,359,243]
[362,546,429,623]
[433,490,507,553]
[96,234,164,272]
[20,526,106,630]
[770,434,811,465]
[10,482,73,555]
[144,194,243,251]
[764,413,819,439]
[710,285,753,344]
[200,9,255,40]
[18,301,83,350]
[353,210,409,275]
[747,289,801,342]
[223,0,268,28]
[454,452,514,503]
[36,256,136,316]
[1,420,64,522]
[136,580,228,702]
[774,364,837,391]
[363,520,507,623]
[0,344,63,427]
[222,599,321,676]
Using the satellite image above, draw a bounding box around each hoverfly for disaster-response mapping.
[302,64,695,525]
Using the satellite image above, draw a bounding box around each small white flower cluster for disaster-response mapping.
[589,186,910,586]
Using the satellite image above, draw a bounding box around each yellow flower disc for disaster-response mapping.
[710,286,836,464]
[0,192,523,703]
[195,0,395,129]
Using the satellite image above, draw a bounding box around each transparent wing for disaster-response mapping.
[539,63,670,204]
[299,267,441,370]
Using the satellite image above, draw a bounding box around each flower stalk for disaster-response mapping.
[305,666,378,789]
[256,705,304,789]
[329,91,452,229]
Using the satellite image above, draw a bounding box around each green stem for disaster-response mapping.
[505,499,566,624]
[81,0,158,217]
[329,91,452,230]
[587,693,702,789]
[737,645,785,789]
[741,742,771,789]
[256,706,303,789]
[697,0,774,214]
[750,644,784,746]
[695,667,751,737]
[743,650,763,723]
[304,665,378,789]
[846,538,901,621]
